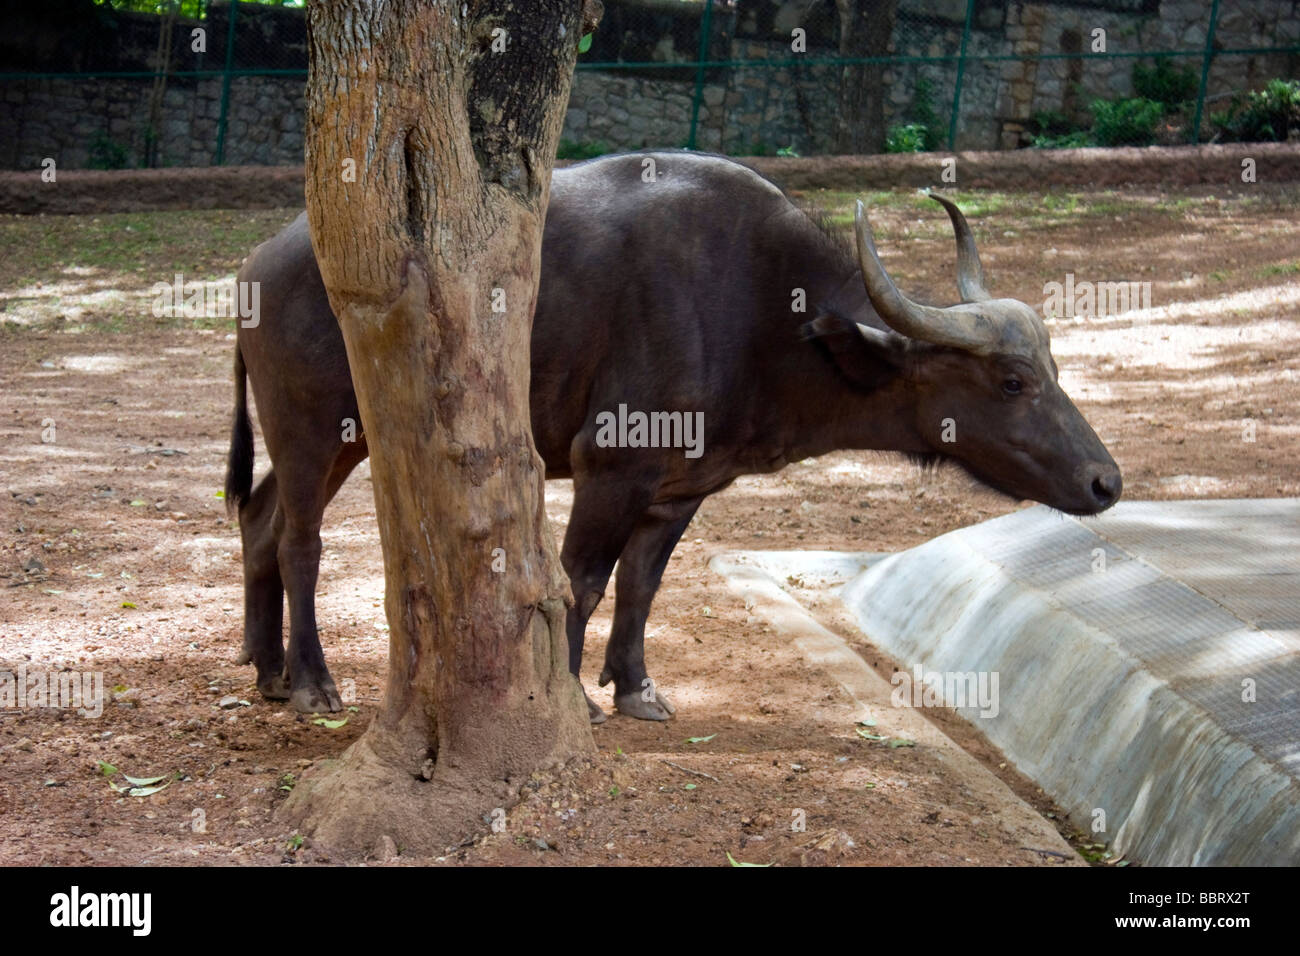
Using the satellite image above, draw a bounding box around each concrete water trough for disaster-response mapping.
[711,499,1300,866]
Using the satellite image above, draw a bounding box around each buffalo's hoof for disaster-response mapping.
[290,681,343,714]
[235,647,252,666]
[585,691,608,724]
[257,673,290,701]
[613,689,676,721]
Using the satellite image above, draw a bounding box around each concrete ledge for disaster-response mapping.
[832,500,1299,866]
[709,500,1300,865]
[743,142,1300,190]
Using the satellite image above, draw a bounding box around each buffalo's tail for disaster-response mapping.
[224,344,254,516]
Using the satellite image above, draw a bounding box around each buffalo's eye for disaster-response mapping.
[1002,377,1023,396]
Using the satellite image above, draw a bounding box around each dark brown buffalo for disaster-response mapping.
[225,151,1120,721]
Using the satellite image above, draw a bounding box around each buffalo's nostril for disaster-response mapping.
[1090,469,1122,508]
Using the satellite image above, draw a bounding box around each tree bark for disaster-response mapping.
[280,0,598,857]
[835,0,897,154]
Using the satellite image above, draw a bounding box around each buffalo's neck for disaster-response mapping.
[735,329,930,474]
[756,375,929,465]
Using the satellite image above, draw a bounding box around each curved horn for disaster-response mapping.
[928,192,991,303]
[853,200,998,351]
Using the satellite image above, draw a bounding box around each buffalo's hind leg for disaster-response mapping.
[236,470,288,699]
[275,438,367,714]
[561,474,655,724]
[600,497,703,721]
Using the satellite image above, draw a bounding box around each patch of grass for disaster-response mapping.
[1256,261,1300,277]
[0,209,298,289]
[956,194,1011,219]
[0,208,300,332]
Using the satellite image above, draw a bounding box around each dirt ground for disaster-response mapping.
[1,181,1297,866]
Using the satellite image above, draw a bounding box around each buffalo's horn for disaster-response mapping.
[853,200,998,352]
[928,192,991,303]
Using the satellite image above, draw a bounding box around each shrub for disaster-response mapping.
[909,75,945,150]
[885,123,933,153]
[1028,109,1090,148]
[1210,79,1300,142]
[1133,58,1198,113]
[87,133,130,170]
[1090,97,1164,146]
[885,75,945,153]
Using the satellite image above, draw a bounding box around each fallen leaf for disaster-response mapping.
[726,851,772,868]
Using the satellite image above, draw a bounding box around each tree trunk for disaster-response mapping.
[835,0,897,154]
[280,0,599,857]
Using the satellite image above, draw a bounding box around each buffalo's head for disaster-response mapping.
[853,196,1120,516]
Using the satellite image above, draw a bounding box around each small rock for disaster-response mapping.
[373,835,399,861]
[532,837,550,851]
[218,695,241,710]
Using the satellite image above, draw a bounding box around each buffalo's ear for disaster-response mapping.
[801,309,904,391]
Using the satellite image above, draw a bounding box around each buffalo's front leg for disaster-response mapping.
[600,497,702,720]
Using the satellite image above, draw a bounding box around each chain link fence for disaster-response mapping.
[2,0,1298,170]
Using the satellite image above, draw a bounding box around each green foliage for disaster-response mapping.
[1029,108,1075,136]
[1132,58,1198,113]
[87,133,130,170]
[1028,109,1090,149]
[1211,79,1300,143]
[885,75,945,153]
[93,0,303,14]
[1089,97,1164,147]
[884,123,932,153]
[556,139,611,161]
[1031,129,1092,149]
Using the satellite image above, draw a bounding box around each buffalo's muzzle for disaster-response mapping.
[1082,462,1122,512]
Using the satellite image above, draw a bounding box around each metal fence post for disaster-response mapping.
[947,0,975,151]
[1190,0,1221,143]
[687,0,714,151]
[214,0,238,165]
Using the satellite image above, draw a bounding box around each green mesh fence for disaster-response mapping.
[2,0,1297,170]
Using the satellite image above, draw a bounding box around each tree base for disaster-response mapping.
[278,729,542,859]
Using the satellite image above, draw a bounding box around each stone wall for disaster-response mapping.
[1,74,306,170]
[1,0,1296,170]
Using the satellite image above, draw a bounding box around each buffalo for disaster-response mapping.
[225,151,1120,721]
